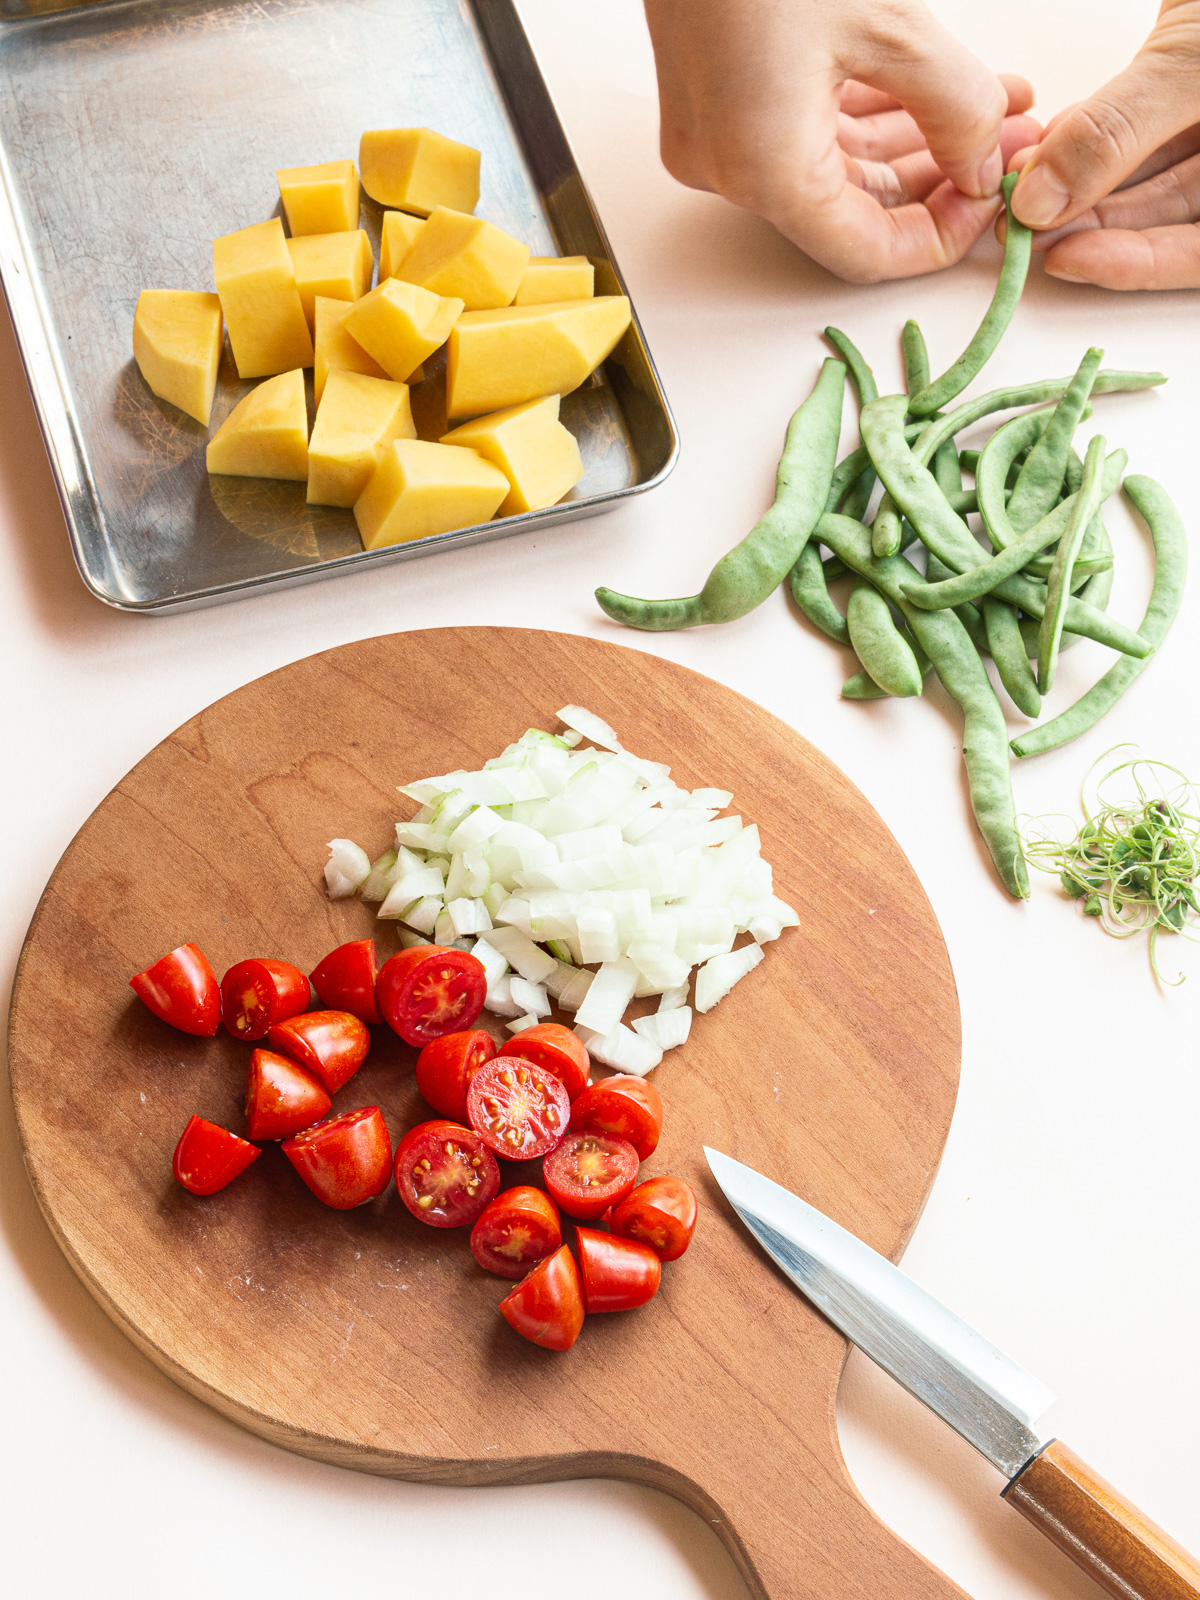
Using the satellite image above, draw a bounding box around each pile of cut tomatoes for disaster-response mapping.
[131,934,697,1353]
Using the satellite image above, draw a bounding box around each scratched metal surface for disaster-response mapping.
[0,0,676,611]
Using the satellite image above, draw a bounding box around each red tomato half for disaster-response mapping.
[309,938,381,1025]
[245,1048,331,1141]
[498,1244,585,1351]
[497,1023,589,1101]
[221,958,311,1040]
[608,1176,697,1261]
[575,1227,661,1313]
[131,943,220,1037]
[282,1106,392,1209]
[568,1074,663,1160]
[466,1058,570,1160]
[394,1120,500,1227]
[470,1186,562,1279]
[542,1130,639,1222]
[416,1029,496,1121]
[172,1115,260,1195]
[376,946,486,1046]
[267,1010,369,1094]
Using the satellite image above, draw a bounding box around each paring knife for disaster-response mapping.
[704,1147,1200,1600]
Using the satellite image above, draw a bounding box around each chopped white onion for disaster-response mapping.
[447,897,493,936]
[477,925,558,983]
[506,1013,540,1033]
[632,1006,692,1050]
[509,976,551,1017]
[397,928,431,949]
[748,915,783,944]
[324,839,371,899]
[402,896,443,935]
[695,943,764,1013]
[574,1021,662,1076]
[658,983,689,1012]
[359,849,398,902]
[472,938,509,992]
[574,957,638,1035]
[483,975,525,1019]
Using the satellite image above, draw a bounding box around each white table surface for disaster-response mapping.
[2,2,1197,1596]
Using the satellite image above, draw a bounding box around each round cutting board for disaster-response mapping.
[9,628,961,1600]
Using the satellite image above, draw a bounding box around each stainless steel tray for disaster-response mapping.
[0,0,677,612]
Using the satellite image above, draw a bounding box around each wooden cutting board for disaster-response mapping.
[8,627,963,1600]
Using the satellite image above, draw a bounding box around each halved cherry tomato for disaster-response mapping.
[542,1129,639,1221]
[470,1186,562,1279]
[309,938,381,1025]
[416,1028,496,1121]
[375,945,486,1046]
[568,1074,663,1160]
[575,1226,661,1313]
[282,1106,392,1208]
[394,1119,499,1227]
[466,1058,570,1160]
[498,1244,584,1351]
[172,1115,260,1194]
[131,943,220,1037]
[244,1048,331,1141]
[267,1010,369,1094]
[221,958,311,1040]
[608,1176,698,1261]
[497,1023,589,1100]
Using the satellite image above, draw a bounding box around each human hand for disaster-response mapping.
[643,0,1038,284]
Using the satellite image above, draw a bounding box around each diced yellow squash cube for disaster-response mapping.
[359,127,480,217]
[206,369,308,480]
[277,160,360,236]
[313,296,388,404]
[286,230,374,328]
[514,256,595,306]
[353,439,508,548]
[132,289,223,425]
[213,218,313,379]
[446,295,631,418]
[441,395,582,515]
[397,206,530,311]
[342,279,463,383]
[307,372,416,507]
[380,211,425,280]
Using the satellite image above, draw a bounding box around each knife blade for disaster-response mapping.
[704,1146,1200,1600]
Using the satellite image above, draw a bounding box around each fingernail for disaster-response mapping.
[1012,164,1071,227]
[976,148,1003,198]
[1045,266,1093,285]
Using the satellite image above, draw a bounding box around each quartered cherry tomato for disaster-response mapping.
[375,945,487,1046]
[394,1119,500,1227]
[568,1074,663,1160]
[415,1028,496,1121]
[282,1106,392,1208]
[466,1058,570,1160]
[542,1129,639,1222]
[470,1186,562,1279]
[497,1023,589,1101]
[498,1244,585,1351]
[172,1115,260,1195]
[130,943,220,1037]
[267,1010,369,1094]
[244,1048,331,1141]
[607,1176,698,1262]
[309,938,381,1025]
[221,958,311,1040]
[575,1227,661,1313]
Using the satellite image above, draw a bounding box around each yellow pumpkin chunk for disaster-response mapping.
[354,439,508,549]
[380,211,425,280]
[277,160,360,236]
[313,296,388,404]
[286,230,374,327]
[514,256,594,306]
[342,278,463,383]
[397,206,529,311]
[441,395,582,515]
[359,127,480,217]
[206,369,308,480]
[446,296,631,418]
[132,289,223,425]
[307,372,416,507]
[213,218,313,379]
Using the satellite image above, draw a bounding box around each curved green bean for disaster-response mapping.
[1007,348,1102,529]
[983,598,1041,718]
[826,327,878,408]
[790,542,850,643]
[847,581,923,696]
[902,320,931,395]
[975,409,1054,549]
[926,551,989,652]
[1037,433,1107,692]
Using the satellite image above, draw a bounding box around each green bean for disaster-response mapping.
[1012,477,1186,758]
[596,358,845,629]
[983,598,1041,718]
[847,581,924,696]
[1007,348,1102,529]
[927,551,990,651]
[975,409,1054,549]
[842,669,890,700]
[907,175,1032,417]
[1037,433,1108,692]
[932,438,962,497]
[790,542,850,643]
[823,554,849,581]
[825,327,878,408]
[902,320,931,395]
[841,463,876,522]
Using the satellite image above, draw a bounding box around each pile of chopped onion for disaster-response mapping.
[324,705,798,1075]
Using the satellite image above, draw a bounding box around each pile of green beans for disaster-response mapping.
[595,174,1186,899]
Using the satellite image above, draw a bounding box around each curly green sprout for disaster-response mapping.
[1022,748,1200,985]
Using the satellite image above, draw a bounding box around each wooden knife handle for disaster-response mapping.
[1003,1439,1200,1600]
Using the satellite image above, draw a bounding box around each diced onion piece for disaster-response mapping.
[394,822,449,852]
[506,1013,540,1033]
[767,896,800,928]
[360,849,398,902]
[448,897,493,936]
[434,910,457,946]
[324,838,371,899]
[547,964,594,1012]
[574,958,638,1035]
[691,788,733,808]
[398,928,431,949]
[556,704,623,751]
[574,1021,662,1076]
[626,940,690,991]
[472,938,509,992]
[632,1006,692,1051]
[477,925,558,983]
[379,865,446,916]
[658,983,689,1012]
[509,976,551,1018]
[748,915,783,944]
[577,905,620,964]
[447,805,506,852]
[483,975,525,1019]
[402,896,443,935]
[695,943,764,1013]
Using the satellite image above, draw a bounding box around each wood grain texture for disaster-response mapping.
[1004,1440,1200,1600]
[8,627,963,1600]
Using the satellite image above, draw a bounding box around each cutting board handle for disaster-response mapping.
[1003,1439,1200,1600]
